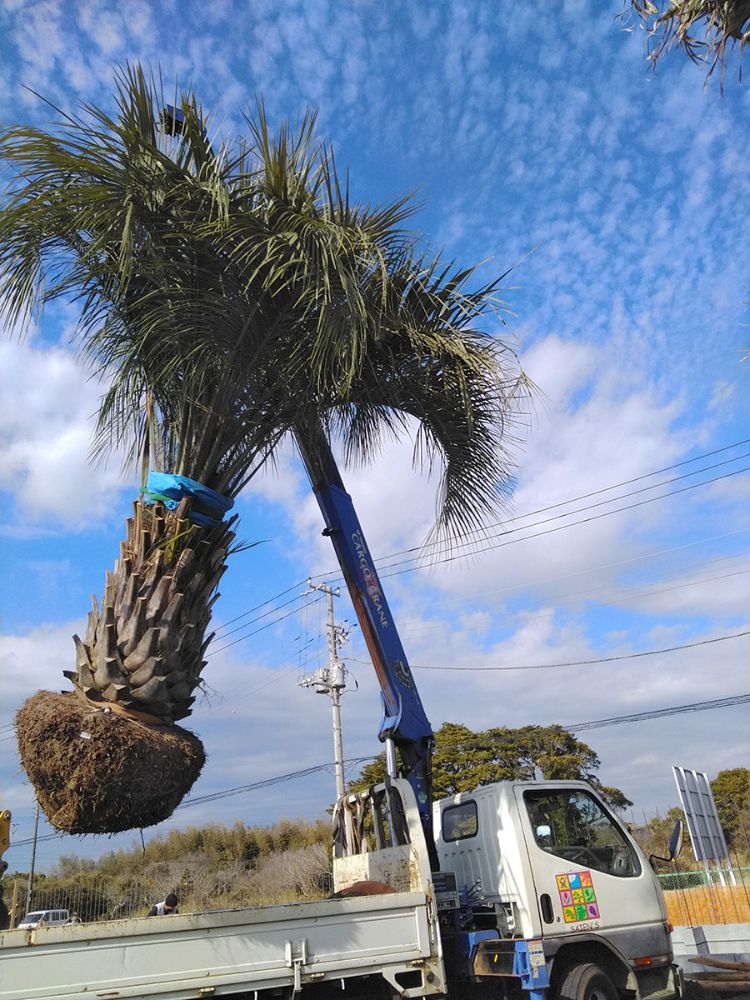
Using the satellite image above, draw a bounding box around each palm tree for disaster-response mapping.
[0,67,530,833]
[628,0,750,79]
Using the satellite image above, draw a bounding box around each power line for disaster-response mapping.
[427,695,750,753]
[7,693,747,852]
[375,465,750,579]
[221,527,747,654]
[9,691,748,850]
[193,530,750,660]
[172,756,373,807]
[212,589,310,642]
[226,465,746,653]
[565,694,750,733]
[4,565,746,740]
[215,468,749,654]
[298,438,750,577]
[4,567,745,745]
[194,440,750,646]
[6,756,375,850]
[3,443,746,713]
[1,537,745,731]
[399,629,749,672]
[212,579,309,639]
[392,564,750,640]
[208,595,321,657]
[373,449,750,572]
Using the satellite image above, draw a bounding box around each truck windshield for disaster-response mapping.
[524,789,640,878]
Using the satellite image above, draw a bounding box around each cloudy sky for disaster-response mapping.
[0,0,748,874]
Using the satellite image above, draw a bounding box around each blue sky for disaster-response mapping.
[0,0,748,874]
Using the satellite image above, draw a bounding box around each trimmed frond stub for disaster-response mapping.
[67,498,236,723]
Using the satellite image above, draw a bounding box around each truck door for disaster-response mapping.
[516,786,671,960]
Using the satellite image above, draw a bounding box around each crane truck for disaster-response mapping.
[0,435,682,1000]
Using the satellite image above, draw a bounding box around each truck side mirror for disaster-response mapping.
[649,818,684,868]
[667,818,684,861]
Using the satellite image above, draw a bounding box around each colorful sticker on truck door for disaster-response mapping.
[555,871,600,922]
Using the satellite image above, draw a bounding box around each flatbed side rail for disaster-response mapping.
[0,891,445,1000]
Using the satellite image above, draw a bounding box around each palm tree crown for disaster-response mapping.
[1,65,529,536]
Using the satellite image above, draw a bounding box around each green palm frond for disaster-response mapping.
[1,64,530,539]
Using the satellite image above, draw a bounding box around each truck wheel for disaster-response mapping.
[559,963,618,1000]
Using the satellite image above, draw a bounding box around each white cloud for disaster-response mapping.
[0,342,130,525]
[0,619,83,718]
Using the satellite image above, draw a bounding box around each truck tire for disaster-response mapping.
[558,963,618,1000]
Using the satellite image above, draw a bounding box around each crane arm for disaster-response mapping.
[295,426,437,862]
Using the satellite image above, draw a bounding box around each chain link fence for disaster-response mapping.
[3,843,333,927]
[6,860,750,929]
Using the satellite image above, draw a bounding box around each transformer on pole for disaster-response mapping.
[299,581,353,799]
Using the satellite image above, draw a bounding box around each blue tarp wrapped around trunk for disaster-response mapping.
[142,472,234,527]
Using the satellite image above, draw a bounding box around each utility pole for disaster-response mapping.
[25,801,39,917]
[299,581,352,799]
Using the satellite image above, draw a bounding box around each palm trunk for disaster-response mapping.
[15,496,236,834]
[67,498,236,722]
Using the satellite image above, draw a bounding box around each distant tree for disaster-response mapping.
[711,767,750,850]
[627,0,750,81]
[350,722,632,810]
[52,855,97,878]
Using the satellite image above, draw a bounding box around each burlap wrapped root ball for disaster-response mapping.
[16,691,205,834]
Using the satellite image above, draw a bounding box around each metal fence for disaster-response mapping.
[6,865,750,929]
[4,876,331,927]
[3,844,333,927]
[659,867,750,926]
[4,877,153,926]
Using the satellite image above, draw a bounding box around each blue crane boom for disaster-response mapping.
[296,428,437,863]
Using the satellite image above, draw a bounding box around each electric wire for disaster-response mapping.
[6,693,748,852]
[213,578,309,633]
[375,465,750,580]
[391,564,750,640]
[318,438,750,575]
[4,443,749,841]
[346,629,749,672]
[6,757,375,850]
[212,526,750,650]
[0,538,745,732]
[208,596,321,657]
[213,468,749,654]
[564,694,750,733]
[371,450,750,573]
[178,440,750,647]
[212,589,310,643]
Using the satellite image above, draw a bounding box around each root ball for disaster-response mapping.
[16,690,205,834]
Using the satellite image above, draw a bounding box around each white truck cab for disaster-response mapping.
[434,780,677,1000]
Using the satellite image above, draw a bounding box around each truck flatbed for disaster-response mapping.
[0,889,443,1000]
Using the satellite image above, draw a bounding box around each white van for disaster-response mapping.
[17,909,70,929]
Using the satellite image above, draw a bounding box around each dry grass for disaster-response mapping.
[664,884,750,926]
